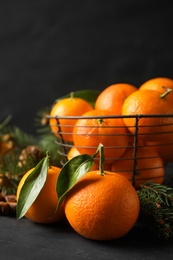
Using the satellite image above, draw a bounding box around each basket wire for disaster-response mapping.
[47,114,173,187]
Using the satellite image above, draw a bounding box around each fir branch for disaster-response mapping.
[137,181,173,239]
[0,151,23,194]
[0,146,45,195]
[8,126,38,148]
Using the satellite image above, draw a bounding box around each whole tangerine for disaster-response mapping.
[16,166,64,224]
[95,83,137,114]
[64,170,140,240]
[139,77,173,101]
[49,94,93,142]
[122,88,173,142]
[146,140,173,163]
[111,146,165,189]
[73,109,130,163]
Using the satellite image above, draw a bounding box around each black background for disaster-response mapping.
[0,0,173,134]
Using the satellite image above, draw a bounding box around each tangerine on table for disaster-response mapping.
[49,95,93,143]
[73,109,130,163]
[111,146,165,189]
[139,77,173,101]
[16,166,65,224]
[64,170,140,240]
[95,83,137,114]
[122,88,173,142]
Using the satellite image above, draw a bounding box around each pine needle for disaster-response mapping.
[137,181,173,239]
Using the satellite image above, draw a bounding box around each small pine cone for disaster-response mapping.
[41,115,49,126]
[18,145,44,167]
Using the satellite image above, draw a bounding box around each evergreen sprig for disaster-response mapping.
[137,181,173,239]
[1,125,38,148]
[0,114,63,194]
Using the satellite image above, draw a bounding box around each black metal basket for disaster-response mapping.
[47,114,173,188]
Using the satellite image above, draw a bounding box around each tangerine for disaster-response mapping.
[67,146,111,170]
[95,83,137,114]
[64,170,140,240]
[111,146,165,189]
[67,146,80,160]
[139,77,173,101]
[16,166,64,224]
[146,140,173,163]
[49,94,93,142]
[73,109,130,163]
[122,88,173,142]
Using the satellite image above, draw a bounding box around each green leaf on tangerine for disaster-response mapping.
[55,89,101,108]
[16,155,49,219]
[56,154,94,209]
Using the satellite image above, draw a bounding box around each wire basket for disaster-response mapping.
[47,114,173,188]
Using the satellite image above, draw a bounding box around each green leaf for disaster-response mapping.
[55,89,101,108]
[16,155,49,219]
[56,154,94,208]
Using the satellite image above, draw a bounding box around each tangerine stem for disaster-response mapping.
[70,92,74,99]
[98,143,105,176]
[97,118,103,124]
[160,86,172,99]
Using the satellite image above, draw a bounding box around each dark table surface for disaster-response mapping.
[1,163,173,260]
[1,1,173,259]
[1,215,173,260]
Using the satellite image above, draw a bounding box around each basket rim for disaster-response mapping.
[47,113,173,119]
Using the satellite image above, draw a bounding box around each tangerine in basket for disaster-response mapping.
[49,94,93,142]
[67,146,80,160]
[146,140,173,163]
[95,83,137,114]
[139,77,173,101]
[67,146,111,170]
[122,88,173,142]
[64,170,140,240]
[16,166,65,224]
[73,109,130,163]
[111,146,165,189]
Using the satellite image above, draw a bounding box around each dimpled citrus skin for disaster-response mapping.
[139,77,173,101]
[122,89,173,142]
[95,83,137,114]
[64,171,140,240]
[73,109,130,163]
[111,146,165,189]
[49,97,93,142]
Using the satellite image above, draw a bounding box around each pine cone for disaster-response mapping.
[18,145,44,167]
